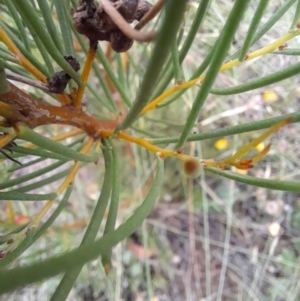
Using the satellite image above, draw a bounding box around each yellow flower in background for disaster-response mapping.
[215,138,229,150]
[262,90,278,102]
[256,142,265,152]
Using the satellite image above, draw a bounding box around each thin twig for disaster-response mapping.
[6,70,49,92]
[100,0,155,42]
[135,0,165,30]
[140,29,300,115]
[73,42,97,109]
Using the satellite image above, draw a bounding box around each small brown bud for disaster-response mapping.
[183,158,201,178]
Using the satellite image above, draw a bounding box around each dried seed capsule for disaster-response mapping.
[183,158,201,178]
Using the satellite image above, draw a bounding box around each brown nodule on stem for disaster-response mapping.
[47,56,81,94]
[73,0,154,52]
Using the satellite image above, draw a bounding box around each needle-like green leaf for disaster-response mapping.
[149,111,300,145]
[14,168,71,193]
[206,168,300,192]
[0,58,10,94]
[32,185,73,244]
[175,0,250,149]
[238,0,270,61]
[4,0,31,52]
[0,226,36,269]
[152,0,211,99]
[0,192,57,201]
[0,156,164,295]
[0,160,67,190]
[53,0,74,56]
[17,126,98,163]
[211,61,300,95]
[11,0,81,84]
[50,141,113,301]
[36,0,64,54]
[102,140,120,268]
[291,0,300,29]
[115,0,187,131]
[230,0,296,60]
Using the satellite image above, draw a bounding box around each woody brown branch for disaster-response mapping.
[0,83,118,138]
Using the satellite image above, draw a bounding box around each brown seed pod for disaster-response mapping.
[73,0,153,53]
[110,30,133,52]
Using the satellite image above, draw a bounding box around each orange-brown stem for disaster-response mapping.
[0,83,118,137]
[0,27,47,83]
[74,44,97,109]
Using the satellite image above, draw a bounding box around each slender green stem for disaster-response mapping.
[274,49,300,55]
[175,0,249,149]
[0,47,18,64]
[0,59,10,94]
[11,0,82,84]
[4,0,31,52]
[32,185,73,243]
[0,192,57,201]
[179,0,211,62]
[116,53,126,89]
[3,61,31,78]
[29,0,37,8]
[17,127,97,163]
[0,160,67,190]
[0,156,164,295]
[206,168,300,192]
[91,68,117,111]
[156,90,185,108]
[238,0,270,61]
[157,45,215,109]
[191,45,215,80]
[50,142,113,301]
[103,142,119,235]
[149,111,300,145]
[71,28,117,111]
[87,80,116,112]
[291,0,300,29]
[171,39,181,82]
[196,141,211,297]
[102,140,120,268]
[0,226,36,269]
[115,0,187,131]
[14,6,54,75]
[8,157,45,173]
[142,221,153,299]
[36,0,64,54]
[96,46,131,107]
[151,0,211,99]
[0,224,29,244]
[0,22,48,76]
[211,61,300,95]
[11,146,72,161]
[53,0,74,55]
[0,139,83,163]
[15,168,71,193]
[230,0,296,60]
